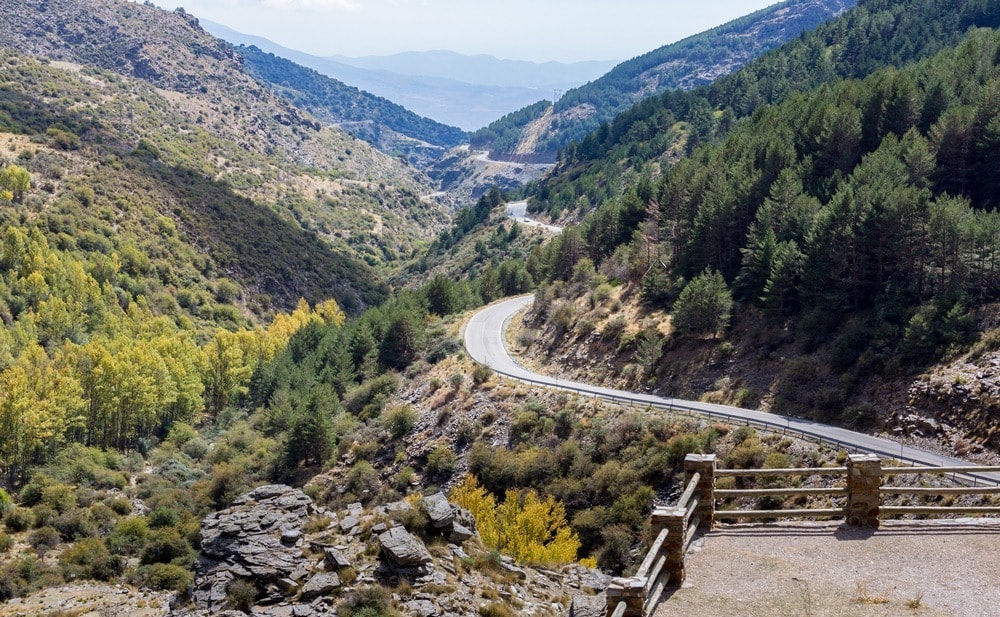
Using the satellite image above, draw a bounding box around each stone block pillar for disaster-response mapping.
[605,577,644,617]
[684,453,716,530]
[651,506,688,586]
[846,453,882,528]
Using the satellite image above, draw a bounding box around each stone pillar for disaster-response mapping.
[846,453,882,528]
[684,453,716,530]
[605,577,644,617]
[652,506,688,585]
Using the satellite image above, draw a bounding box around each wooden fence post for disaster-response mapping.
[846,453,881,528]
[684,453,716,530]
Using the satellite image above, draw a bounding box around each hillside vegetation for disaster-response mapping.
[531,0,1000,222]
[471,0,856,161]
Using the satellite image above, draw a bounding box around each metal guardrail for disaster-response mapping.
[483,364,1000,487]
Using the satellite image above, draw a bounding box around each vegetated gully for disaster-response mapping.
[463,295,1000,486]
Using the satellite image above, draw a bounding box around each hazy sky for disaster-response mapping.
[167,0,781,63]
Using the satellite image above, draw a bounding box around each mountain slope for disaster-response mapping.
[0,0,450,314]
[236,44,467,164]
[471,0,856,161]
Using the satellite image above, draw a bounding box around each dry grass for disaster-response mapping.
[855,581,892,605]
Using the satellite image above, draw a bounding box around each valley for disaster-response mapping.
[1,0,1000,615]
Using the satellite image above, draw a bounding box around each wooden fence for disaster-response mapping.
[603,453,1000,617]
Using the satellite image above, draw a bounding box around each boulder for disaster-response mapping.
[321,546,351,570]
[378,526,432,567]
[421,492,455,529]
[299,572,341,600]
[448,522,475,544]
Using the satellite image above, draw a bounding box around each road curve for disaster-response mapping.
[505,201,563,234]
[464,295,1000,485]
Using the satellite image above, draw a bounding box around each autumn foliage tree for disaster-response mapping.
[450,474,589,566]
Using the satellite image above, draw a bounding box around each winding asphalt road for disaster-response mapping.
[464,295,1000,485]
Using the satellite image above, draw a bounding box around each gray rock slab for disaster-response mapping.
[300,572,341,600]
[378,526,432,567]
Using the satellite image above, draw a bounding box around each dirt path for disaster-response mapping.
[658,519,1000,617]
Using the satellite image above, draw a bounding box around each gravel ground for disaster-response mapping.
[658,519,1000,617]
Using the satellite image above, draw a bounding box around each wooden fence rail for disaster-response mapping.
[604,453,1000,617]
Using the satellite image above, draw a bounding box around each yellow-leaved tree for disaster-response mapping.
[450,474,592,567]
[0,344,85,484]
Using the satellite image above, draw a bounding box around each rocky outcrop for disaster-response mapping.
[191,484,338,615]
[880,351,1000,461]
[182,485,610,617]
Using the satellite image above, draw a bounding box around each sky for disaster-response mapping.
[165,0,781,63]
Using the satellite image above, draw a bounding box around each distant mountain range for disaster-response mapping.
[329,50,616,90]
[201,21,612,130]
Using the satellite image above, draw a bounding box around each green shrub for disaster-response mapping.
[18,478,47,507]
[27,526,61,556]
[105,498,133,516]
[140,529,193,566]
[30,504,56,528]
[425,445,456,479]
[4,507,34,532]
[166,422,198,447]
[337,585,396,617]
[226,579,257,612]
[107,516,149,555]
[181,437,210,460]
[384,405,418,439]
[346,461,380,500]
[41,484,77,514]
[725,436,767,469]
[393,467,416,492]
[59,537,123,581]
[0,488,12,515]
[344,374,399,419]
[53,509,97,541]
[135,563,193,592]
[0,532,12,553]
[472,363,493,386]
[148,507,180,528]
[89,503,119,534]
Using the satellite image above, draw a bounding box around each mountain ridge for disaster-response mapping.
[471,0,857,161]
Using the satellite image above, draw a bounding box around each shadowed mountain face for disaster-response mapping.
[470,0,858,161]
[235,44,467,168]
